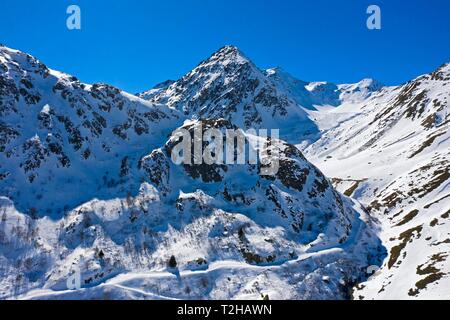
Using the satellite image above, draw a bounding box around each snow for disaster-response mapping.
[1,43,448,300]
[304,66,450,299]
[40,104,51,114]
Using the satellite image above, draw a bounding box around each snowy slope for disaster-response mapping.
[265,68,383,110]
[264,68,336,110]
[0,45,182,218]
[304,63,450,299]
[2,43,448,300]
[0,45,383,300]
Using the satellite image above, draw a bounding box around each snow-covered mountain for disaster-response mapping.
[0,44,448,300]
[265,68,383,110]
[304,62,450,299]
[138,46,320,144]
[0,46,183,218]
[237,59,450,299]
[0,45,383,300]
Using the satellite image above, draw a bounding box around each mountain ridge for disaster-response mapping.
[0,43,448,300]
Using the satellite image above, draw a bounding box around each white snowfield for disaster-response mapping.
[303,63,450,299]
[0,44,448,300]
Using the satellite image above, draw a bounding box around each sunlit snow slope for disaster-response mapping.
[304,63,450,299]
[0,45,384,300]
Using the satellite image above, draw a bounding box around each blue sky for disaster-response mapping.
[1,0,449,93]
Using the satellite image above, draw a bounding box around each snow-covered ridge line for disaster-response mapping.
[304,59,450,299]
[1,43,448,300]
[0,44,384,300]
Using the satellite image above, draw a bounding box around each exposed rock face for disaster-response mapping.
[0,45,182,217]
[0,45,384,300]
[139,118,355,243]
[139,46,319,143]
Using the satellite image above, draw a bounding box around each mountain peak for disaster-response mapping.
[430,62,450,80]
[214,44,243,55]
[206,45,249,65]
[358,78,383,88]
[334,78,381,91]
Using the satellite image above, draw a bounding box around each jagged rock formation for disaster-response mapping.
[1,43,448,300]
